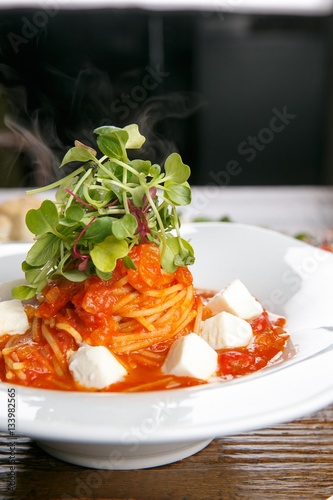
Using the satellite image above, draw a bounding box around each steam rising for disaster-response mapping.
[0,67,64,187]
[0,61,203,187]
[134,91,203,165]
[3,115,61,187]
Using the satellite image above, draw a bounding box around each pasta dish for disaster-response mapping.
[0,125,289,392]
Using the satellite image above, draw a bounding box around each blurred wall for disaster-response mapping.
[0,8,332,186]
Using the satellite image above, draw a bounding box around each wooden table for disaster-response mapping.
[1,403,333,500]
[1,186,333,500]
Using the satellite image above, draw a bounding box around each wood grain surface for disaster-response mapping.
[1,404,333,500]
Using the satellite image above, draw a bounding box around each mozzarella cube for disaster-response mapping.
[0,299,29,337]
[201,311,253,349]
[69,343,127,389]
[162,333,218,380]
[206,279,263,320]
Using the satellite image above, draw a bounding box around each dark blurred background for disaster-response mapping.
[0,7,333,187]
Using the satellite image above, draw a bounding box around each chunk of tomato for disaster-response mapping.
[127,244,164,289]
[218,350,256,377]
[175,266,193,286]
[81,283,117,314]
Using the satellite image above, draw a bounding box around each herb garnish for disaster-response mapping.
[12,124,194,300]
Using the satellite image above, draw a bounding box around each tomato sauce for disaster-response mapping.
[0,308,289,392]
[217,312,288,378]
[0,245,290,391]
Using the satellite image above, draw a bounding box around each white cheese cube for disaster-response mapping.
[69,343,127,389]
[0,299,29,336]
[206,279,263,320]
[162,333,218,380]
[201,311,253,349]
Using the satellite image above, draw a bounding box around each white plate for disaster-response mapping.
[1,222,333,470]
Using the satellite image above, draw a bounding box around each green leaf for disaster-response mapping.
[158,206,173,231]
[96,269,113,280]
[82,184,113,209]
[11,284,38,300]
[112,214,137,240]
[174,251,195,267]
[55,175,79,204]
[22,260,36,272]
[84,217,113,243]
[74,140,97,156]
[132,186,146,207]
[94,126,129,160]
[164,182,191,206]
[94,125,129,141]
[26,233,60,267]
[22,261,43,285]
[130,159,152,175]
[61,269,88,282]
[164,152,190,184]
[123,124,146,149]
[161,236,195,273]
[160,244,177,273]
[97,160,119,179]
[96,135,126,161]
[65,205,85,222]
[149,164,161,177]
[123,255,137,270]
[90,236,128,273]
[60,146,97,167]
[25,200,59,235]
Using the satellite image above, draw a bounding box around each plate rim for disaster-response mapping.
[1,221,333,444]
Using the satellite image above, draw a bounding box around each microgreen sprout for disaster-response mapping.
[12,124,194,300]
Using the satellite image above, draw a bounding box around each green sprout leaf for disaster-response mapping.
[123,124,146,149]
[131,185,146,207]
[164,153,190,184]
[61,269,89,282]
[90,236,128,273]
[12,284,38,300]
[65,205,85,222]
[84,217,113,243]
[21,261,43,285]
[94,125,129,160]
[96,269,113,280]
[164,182,191,206]
[60,146,97,167]
[26,233,61,267]
[112,214,138,240]
[94,125,129,141]
[96,135,126,161]
[161,236,195,273]
[130,159,152,175]
[123,256,137,270]
[26,200,59,235]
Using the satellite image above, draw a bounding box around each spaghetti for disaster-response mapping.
[0,243,205,391]
[0,242,289,392]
